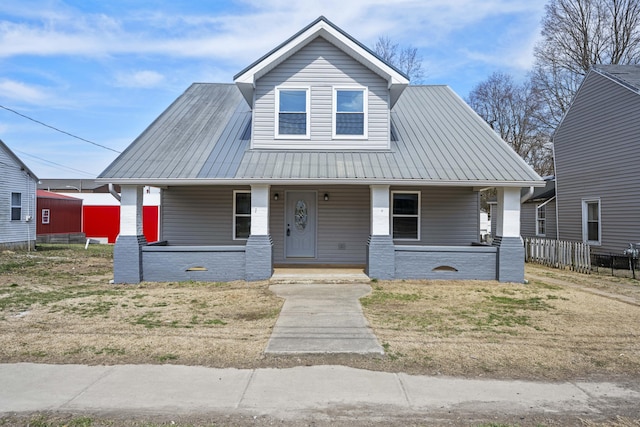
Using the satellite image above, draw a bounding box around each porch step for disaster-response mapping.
[270,268,370,284]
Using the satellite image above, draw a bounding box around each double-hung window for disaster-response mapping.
[582,199,601,245]
[233,191,251,240]
[11,192,22,221]
[392,191,420,240]
[334,88,367,138]
[276,87,309,138]
[536,204,546,236]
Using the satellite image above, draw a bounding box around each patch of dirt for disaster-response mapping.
[1,245,640,382]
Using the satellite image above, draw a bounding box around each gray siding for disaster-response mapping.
[393,186,480,246]
[0,144,37,248]
[554,71,640,254]
[161,186,249,246]
[520,203,535,238]
[252,37,390,150]
[270,185,370,265]
[521,199,557,239]
[162,185,480,265]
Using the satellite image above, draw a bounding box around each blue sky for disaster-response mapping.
[0,0,546,179]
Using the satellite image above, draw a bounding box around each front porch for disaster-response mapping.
[113,184,524,283]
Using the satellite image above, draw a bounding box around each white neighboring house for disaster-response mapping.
[480,211,491,242]
[0,139,39,250]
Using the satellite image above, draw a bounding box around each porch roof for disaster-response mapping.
[98,84,541,186]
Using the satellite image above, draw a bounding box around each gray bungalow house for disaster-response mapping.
[554,65,640,254]
[98,17,542,284]
[1,139,38,250]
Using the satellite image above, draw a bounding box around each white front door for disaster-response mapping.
[285,191,316,258]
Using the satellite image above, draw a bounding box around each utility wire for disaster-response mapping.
[14,149,96,177]
[0,104,122,154]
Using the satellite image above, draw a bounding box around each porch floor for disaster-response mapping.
[270,267,369,284]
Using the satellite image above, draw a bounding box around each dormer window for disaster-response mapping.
[334,87,367,138]
[276,87,309,138]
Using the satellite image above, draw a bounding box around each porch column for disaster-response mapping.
[245,184,273,281]
[114,185,147,284]
[366,185,394,280]
[494,187,524,283]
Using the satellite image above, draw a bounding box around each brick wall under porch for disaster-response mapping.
[132,241,518,283]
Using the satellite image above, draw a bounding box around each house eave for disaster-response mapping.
[0,138,39,181]
[96,178,544,188]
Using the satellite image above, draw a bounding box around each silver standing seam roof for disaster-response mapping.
[98,83,541,186]
[592,64,640,92]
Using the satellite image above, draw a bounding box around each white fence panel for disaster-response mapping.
[524,237,591,273]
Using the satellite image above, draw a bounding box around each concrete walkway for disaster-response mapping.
[266,283,383,354]
[1,363,639,423]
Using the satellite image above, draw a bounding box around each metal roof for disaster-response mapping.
[593,65,640,93]
[522,177,555,202]
[99,84,541,186]
[36,190,82,201]
[38,179,106,192]
[100,84,245,180]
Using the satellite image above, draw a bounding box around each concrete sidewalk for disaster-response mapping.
[1,363,639,423]
[266,283,383,354]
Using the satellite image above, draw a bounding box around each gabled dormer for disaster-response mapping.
[233,16,409,150]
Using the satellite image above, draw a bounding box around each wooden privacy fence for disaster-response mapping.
[524,237,591,274]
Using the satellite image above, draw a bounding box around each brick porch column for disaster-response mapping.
[494,187,524,283]
[367,185,394,279]
[245,184,273,281]
[113,185,147,283]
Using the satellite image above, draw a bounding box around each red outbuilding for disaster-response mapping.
[37,180,160,244]
[79,192,159,244]
[36,190,85,243]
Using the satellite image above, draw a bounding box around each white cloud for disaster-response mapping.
[0,79,49,103]
[0,1,545,62]
[114,70,165,88]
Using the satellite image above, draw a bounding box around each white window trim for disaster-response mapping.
[582,198,601,245]
[233,190,251,241]
[535,204,546,237]
[391,190,421,241]
[275,86,310,139]
[42,209,50,225]
[11,192,22,221]
[332,86,368,140]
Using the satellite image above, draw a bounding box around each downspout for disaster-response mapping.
[108,184,121,202]
[520,186,534,204]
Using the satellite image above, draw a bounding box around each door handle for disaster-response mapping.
[287,224,290,236]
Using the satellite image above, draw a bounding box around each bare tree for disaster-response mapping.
[468,72,554,176]
[374,36,425,83]
[533,0,640,126]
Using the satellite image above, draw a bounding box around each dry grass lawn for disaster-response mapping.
[1,244,639,381]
